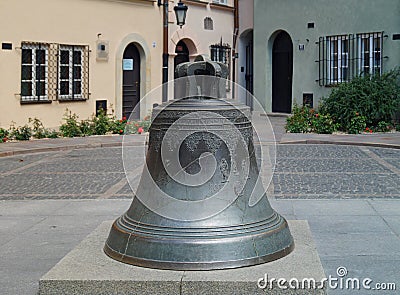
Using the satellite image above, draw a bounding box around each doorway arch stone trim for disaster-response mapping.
[116,33,151,119]
[268,30,293,113]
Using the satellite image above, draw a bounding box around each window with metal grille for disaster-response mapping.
[317,32,383,86]
[210,43,231,65]
[58,45,87,100]
[210,42,231,90]
[21,43,49,101]
[212,0,227,5]
[204,17,213,30]
[327,35,349,84]
[20,42,89,103]
[357,32,382,76]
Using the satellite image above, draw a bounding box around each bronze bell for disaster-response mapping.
[104,56,294,270]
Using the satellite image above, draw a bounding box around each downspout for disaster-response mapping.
[232,0,239,98]
[161,0,169,102]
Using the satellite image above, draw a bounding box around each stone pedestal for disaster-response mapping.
[39,220,326,295]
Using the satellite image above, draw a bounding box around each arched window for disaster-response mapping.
[204,17,213,30]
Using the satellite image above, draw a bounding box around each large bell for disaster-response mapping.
[104,56,294,270]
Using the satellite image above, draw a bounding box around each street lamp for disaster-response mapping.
[158,0,188,102]
[174,2,188,28]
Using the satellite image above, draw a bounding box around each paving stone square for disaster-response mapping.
[0,133,399,294]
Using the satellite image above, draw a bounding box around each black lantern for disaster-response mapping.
[174,2,188,28]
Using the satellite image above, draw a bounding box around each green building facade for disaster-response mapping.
[253,0,400,112]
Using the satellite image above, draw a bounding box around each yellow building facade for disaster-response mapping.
[0,0,235,129]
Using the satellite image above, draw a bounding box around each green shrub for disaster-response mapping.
[125,116,151,135]
[91,109,113,135]
[312,113,339,134]
[286,105,338,134]
[10,124,32,140]
[29,117,47,139]
[375,121,393,132]
[59,110,82,138]
[285,105,312,133]
[79,119,94,136]
[0,128,9,142]
[321,69,400,129]
[347,112,367,134]
[45,129,59,138]
[110,116,127,135]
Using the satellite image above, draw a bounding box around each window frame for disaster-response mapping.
[58,45,85,101]
[357,32,382,76]
[212,0,227,4]
[210,42,231,91]
[318,31,384,87]
[326,35,349,85]
[20,43,50,102]
[204,17,213,30]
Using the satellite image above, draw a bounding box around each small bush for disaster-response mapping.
[59,110,82,138]
[347,112,367,134]
[10,124,32,141]
[110,116,127,135]
[321,68,400,129]
[0,128,9,142]
[375,121,393,132]
[78,119,94,136]
[125,116,151,135]
[29,117,59,139]
[286,105,338,134]
[91,109,113,135]
[312,113,339,134]
[45,129,59,138]
[285,105,312,133]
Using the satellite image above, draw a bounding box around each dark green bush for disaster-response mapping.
[320,69,400,130]
[347,112,367,134]
[375,121,393,132]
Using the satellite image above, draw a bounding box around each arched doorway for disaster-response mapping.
[174,40,189,74]
[272,31,293,113]
[122,43,140,120]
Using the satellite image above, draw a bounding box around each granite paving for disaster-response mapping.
[0,144,399,200]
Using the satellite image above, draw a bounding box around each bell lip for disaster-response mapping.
[103,241,294,271]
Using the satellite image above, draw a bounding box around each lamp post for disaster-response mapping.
[158,0,188,102]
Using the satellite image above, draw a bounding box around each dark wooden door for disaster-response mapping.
[245,35,254,110]
[174,40,189,75]
[272,31,293,113]
[123,43,140,120]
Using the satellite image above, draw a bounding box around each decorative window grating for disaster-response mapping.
[58,45,89,100]
[20,42,89,103]
[357,32,382,76]
[212,0,227,5]
[204,17,213,30]
[317,32,383,86]
[210,42,231,90]
[21,43,50,102]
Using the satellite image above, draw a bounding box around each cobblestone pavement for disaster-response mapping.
[0,144,398,200]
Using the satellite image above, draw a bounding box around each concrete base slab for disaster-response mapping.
[39,220,326,295]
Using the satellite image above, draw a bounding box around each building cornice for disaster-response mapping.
[182,0,209,7]
[209,2,234,12]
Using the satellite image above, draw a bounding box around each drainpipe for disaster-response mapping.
[232,0,239,98]
[162,0,169,102]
